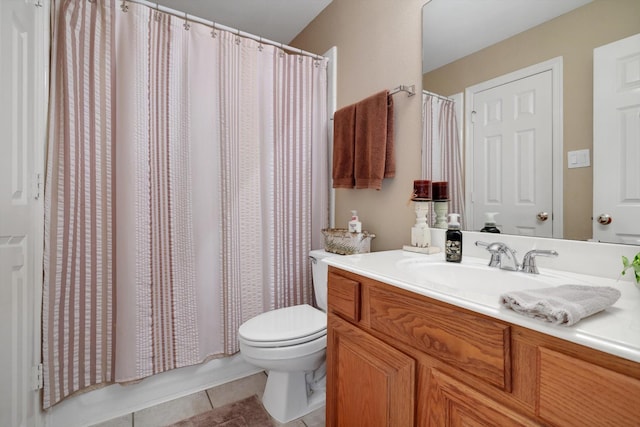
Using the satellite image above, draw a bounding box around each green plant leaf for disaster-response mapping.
[621,253,640,284]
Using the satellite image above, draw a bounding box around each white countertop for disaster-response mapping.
[325,250,640,364]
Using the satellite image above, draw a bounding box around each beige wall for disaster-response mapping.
[422,0,640,241]
[292,0,425,251]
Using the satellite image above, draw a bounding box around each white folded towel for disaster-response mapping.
[499,285,621,326]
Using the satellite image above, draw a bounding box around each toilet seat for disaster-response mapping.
[238,304,326,347]
[240,328,327,348]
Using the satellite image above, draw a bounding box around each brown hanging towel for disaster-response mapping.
[331,103,357,188]
[354,90,395,190]
[331,90,395,190]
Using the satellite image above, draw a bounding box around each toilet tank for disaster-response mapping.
[309,249,336,312]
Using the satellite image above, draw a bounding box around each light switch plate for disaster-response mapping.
[567,149,590,168]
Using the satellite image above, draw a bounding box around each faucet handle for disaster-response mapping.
[475,241,502,267]
[521,249,559,274]
[475,241,520,271]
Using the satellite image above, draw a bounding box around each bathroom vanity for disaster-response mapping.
[325,250,640,427]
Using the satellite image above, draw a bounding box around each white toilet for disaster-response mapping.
[238,249,334,423]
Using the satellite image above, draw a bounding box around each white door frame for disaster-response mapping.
[0,0,48,425]
[325,46,337,229]
[464,57,563,238]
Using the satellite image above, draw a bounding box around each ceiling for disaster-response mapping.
[422,0,593,73]
[153,0,332,44]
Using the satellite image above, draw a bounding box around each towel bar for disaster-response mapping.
[329,85,415,120]
[389,84,415,97]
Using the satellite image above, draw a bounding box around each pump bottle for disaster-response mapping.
[348,210,362,233]
[445,213,462,263]
[481,212,501,233]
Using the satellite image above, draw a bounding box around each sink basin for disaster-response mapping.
[393,256,587,302]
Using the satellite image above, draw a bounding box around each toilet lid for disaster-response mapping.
[238,304,326,347]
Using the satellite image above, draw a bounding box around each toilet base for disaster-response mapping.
[262,369,326,423]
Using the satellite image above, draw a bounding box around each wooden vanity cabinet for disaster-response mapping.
[326,266,640,427]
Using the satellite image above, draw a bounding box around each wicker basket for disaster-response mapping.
[321,228,375,255]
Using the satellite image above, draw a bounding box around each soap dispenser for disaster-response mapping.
[348,210,362,233]
[480,212,501,233]
[445,213,462,263]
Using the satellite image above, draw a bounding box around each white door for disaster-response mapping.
[468,69,554,236]
[0,0,48,425]
[593,33,640,245]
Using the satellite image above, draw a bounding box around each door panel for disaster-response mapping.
[0,0,47,425]
[470,70,554,237]
[593,33,640,244]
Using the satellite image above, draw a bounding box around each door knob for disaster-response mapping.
[597,214,612,225]
[536,212,549,221]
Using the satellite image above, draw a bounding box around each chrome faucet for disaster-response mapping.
[476,241,559,274]
[475,241,520,271]
[521,249,559,274]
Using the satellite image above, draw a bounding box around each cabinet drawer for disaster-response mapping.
[538,347,640,426]
[328,271,360,322]
[368,285,511,391]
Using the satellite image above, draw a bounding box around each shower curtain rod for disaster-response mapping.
[119,0,327,61]
[423,89,454,102]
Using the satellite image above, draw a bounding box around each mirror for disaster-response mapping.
[421,0,640,243]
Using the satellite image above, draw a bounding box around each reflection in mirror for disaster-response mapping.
[421,90,465,230]
[421,0,640,244]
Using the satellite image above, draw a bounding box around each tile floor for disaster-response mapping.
[92,372,325,427]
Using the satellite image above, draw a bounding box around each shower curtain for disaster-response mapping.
[43,0,328,408]
[422,92,465,227]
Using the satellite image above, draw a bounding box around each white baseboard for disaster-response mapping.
[44,354,262,427]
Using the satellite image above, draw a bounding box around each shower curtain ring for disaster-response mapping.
[211,22,217,38]
[120,0,128,12]
[258,37,264,52]
[183,13,191,30]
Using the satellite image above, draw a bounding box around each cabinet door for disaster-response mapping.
[425,369,541,427]
[538,347,640,426]
[327,314,415,427]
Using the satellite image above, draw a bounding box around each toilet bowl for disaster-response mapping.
[238,249,335,423]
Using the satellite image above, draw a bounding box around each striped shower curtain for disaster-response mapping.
[422,93,465,227]
[43,0,328,407]
[43,0,116,408]
[216,29,329,354]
